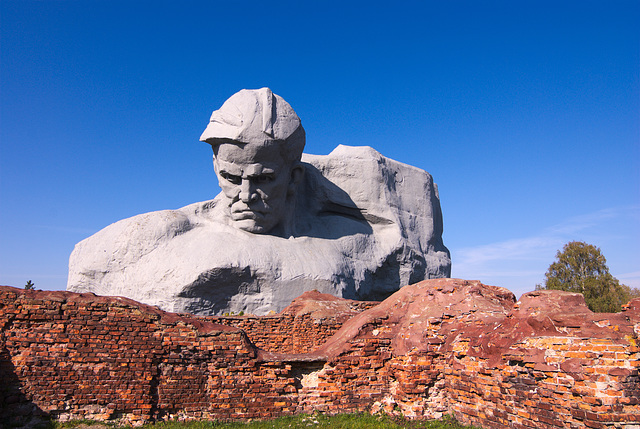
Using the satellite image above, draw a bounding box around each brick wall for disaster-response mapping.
[446,337,640,428]
[202,313,359,354]
[0,288,301,424]
[1,280,638,428]
[200,292,377,354]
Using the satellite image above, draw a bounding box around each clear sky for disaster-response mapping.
[1,0,638,298]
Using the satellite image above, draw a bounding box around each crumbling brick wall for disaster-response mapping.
[202,315,350,354]
[301,317,639,428]
[445,337,640,428]
[1,280,638,428]
[201,294,377,354]
[0,288,302,424]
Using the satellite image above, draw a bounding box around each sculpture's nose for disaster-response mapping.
[238,179,258,203]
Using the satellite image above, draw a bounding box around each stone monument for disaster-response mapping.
[67,88,451,315]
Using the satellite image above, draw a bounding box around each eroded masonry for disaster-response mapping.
[1,279,639,428]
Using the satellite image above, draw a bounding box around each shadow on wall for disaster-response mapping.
[0,348,49,426]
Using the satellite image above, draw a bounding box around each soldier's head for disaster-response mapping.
[200,88,305,235]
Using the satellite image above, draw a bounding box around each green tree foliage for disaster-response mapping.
[536,241,639,313]
[24,280,35,290]
[623,284,640,300]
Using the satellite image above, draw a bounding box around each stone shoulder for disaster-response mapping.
[67,200,220,290]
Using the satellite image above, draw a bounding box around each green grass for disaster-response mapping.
[48,413,476,429]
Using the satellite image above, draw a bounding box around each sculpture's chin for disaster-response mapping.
[230,209,281,234]
[233,219,270,234]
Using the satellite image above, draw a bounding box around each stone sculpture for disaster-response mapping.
[67,88,451,315]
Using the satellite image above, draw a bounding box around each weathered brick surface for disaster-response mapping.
[201,314,349,354]
[0,288,300,425]
[1,280,638,428]
[201,291,377,354]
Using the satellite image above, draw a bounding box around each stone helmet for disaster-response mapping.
[200,88,305,156]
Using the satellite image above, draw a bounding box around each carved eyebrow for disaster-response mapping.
[219,171,242,184]
[244,166,276,176]
[217,163,242,175]
[247,170,275,177]
[249,173,275,184]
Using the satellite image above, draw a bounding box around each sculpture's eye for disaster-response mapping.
[221,172,241,185]
[253,174,273,184]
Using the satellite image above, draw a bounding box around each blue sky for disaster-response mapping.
[1,0,638,298]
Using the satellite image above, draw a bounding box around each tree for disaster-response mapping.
[536,241,638,313]
[24,280,35,290]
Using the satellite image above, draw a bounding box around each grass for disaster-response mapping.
[46,413,477,429]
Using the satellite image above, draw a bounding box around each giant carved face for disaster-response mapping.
[213,141,302,235]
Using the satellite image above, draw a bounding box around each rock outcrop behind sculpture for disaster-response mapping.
[67,145,450,315]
